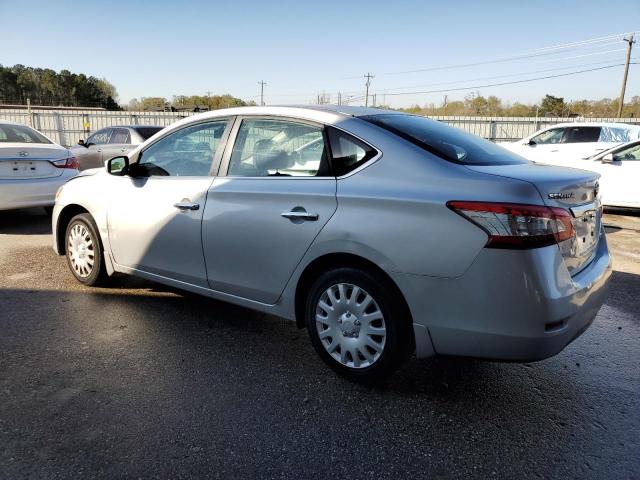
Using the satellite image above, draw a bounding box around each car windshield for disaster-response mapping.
[134,127,163,140]
[362,114,528,166]
[0,124,52,144]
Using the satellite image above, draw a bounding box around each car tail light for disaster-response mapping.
[447,201,575,249]
[52,157,79,170]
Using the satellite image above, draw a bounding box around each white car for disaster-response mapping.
[0,121,78,212]
[579,140,640,209]
[500,122,640,163]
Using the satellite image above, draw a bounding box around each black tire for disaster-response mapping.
[64,213,109,286]
[305,267,413,383]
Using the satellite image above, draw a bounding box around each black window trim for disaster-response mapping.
[132,117,236,178]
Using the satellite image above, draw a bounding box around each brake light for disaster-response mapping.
[52,157,79,170]
[447,201,575,249]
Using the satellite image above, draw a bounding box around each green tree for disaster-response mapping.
[540,94,565,116]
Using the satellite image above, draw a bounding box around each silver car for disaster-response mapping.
[52,106,611,381]
[71,125,164,170]
[0,120,78,212]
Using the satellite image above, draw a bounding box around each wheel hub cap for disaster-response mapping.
[67,223,95,278]
[315,283,386,369]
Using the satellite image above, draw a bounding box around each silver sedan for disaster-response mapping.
[52,106,611,382]
[0,120,78,212]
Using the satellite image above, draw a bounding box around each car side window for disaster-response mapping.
[227,119,329,177]
[87,129,111,145]
[564,127,601,143]
[531,128,565,145]
[613,144,640,161]
[138,120,228,177]
[327,127,378,177]
[109,128,131,144]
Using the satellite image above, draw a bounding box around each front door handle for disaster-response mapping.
[174,200,200,211]
[281,210,319,221]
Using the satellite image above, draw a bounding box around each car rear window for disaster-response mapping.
[0,124,52,144]
[361,114,528,166]
[134,127,163,140]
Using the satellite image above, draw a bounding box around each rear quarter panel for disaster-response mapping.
[313,118,546,278]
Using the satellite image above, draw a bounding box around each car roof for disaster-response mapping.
[174,105,402,126]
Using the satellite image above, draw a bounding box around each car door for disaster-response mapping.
[107,119,232,287]
[100,127,131,163]
[594,142,640,207]
[74,128,112,170]
[522,127,566,164]
[202,117,337,304]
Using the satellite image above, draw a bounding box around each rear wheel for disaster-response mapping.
[65,213,108,286]
[305,267,412,382]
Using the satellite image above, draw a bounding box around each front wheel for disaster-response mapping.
[305,267,412,382]
[65,213,108,286]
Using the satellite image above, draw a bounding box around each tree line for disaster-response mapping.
[0,64,120,109]
[399,92,640,118]
[126,95,255,112]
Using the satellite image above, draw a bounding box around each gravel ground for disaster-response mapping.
[1,208,639,479]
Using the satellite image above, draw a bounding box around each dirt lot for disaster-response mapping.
[1,208,639,479]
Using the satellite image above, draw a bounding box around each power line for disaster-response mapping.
[376,63,636,97]
[375,58,638,94]
[340,32,639,79]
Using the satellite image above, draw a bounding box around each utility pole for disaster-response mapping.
[617,34,635,118]
[443,95,448,115]
[258,80,267,106]
[364,73,374,107]
[337,92,342,105]
[205,90,211,110]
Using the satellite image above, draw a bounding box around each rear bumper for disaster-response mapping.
[391,228,612,361]
[0,171,76,211]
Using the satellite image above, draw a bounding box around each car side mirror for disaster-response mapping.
[601,153,614,163]
[107,156,129,175]
[527,139,536,146]
[78,139,86,147]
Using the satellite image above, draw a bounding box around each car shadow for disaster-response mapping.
[0,208,52,235]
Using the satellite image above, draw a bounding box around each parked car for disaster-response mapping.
[0,120,78,212]
[71,125,164,170]
[52,106,611,381]
[500,122,640,163]
[578,139,640,209]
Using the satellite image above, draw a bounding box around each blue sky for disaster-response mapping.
[1,0,639,107]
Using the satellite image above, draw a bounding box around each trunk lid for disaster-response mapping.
[466,162,601,275]
[0,144,70,180]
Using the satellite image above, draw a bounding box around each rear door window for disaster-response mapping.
[227,118,330,177]
[563,127,601,143]
[110,128,131,144]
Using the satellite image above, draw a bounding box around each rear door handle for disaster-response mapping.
[281,210,319,221]
[174,200,200,211]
